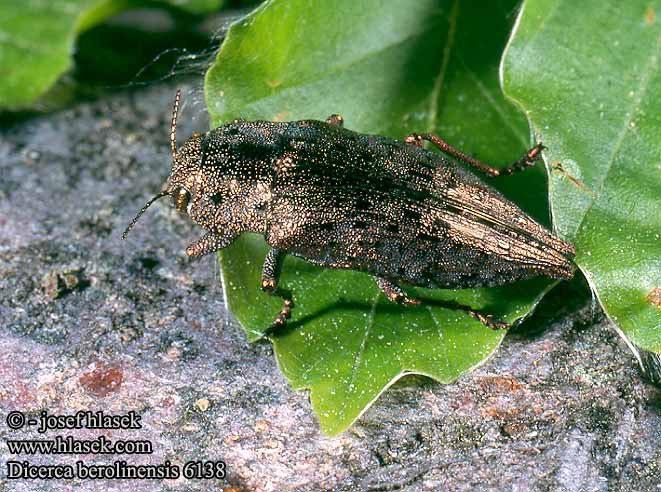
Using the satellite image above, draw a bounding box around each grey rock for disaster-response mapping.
[0,84,659,492]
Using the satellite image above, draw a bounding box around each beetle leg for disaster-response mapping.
[495,143,545,176]
[261,248,285,292]
[374,272,509,329]
[375,277,421,305]
[436,298,511,330]
[269,298,294,332]
[260,248,294,332]
[467,311,510,330]
[405,132,544,178]
[186,232,236,258]
[325,114,344,127]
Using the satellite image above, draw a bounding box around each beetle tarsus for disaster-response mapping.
[468,311,510,330]
[496,142,545,176]
[266,298,294,334]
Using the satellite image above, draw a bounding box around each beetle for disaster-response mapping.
[123,91,575,331]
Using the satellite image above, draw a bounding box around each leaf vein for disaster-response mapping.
[426,305,450,369]
[340,292,380,421]
[426,0,459,132]
[236,22,444,113]
[460,57,528,148]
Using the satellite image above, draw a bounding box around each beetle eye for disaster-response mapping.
[173,187,191,213]
[209,192,223,205]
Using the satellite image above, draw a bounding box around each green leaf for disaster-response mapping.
[163,0,223,15]
[0,0,223,109]
[206,0,556,435]
[502,0,661,357]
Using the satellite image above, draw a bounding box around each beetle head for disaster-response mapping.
[123,91,269,240]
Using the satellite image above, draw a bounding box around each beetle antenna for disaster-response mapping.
[123,90,180,240]
[171,89,181,159]
[122,191,169,239]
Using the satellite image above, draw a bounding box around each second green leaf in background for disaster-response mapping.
[503,0,661,364]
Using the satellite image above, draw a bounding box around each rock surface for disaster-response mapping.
[0,84,659,492]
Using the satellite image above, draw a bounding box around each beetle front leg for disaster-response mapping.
[405,132,544,178]
[261,248,293,331]
[375,277,421,305]
[186,232,237,258]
